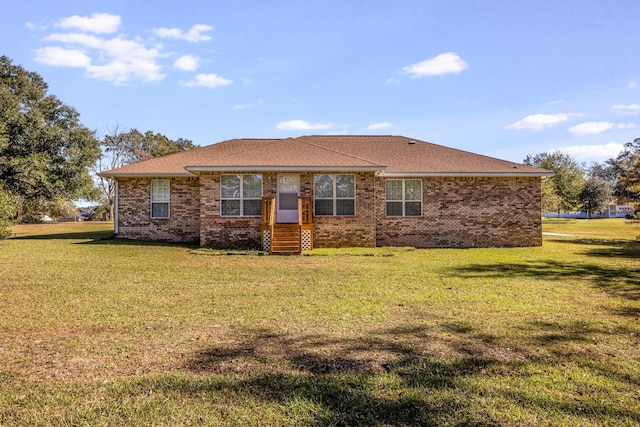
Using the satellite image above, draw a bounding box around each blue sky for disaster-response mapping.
[2,0,639,164]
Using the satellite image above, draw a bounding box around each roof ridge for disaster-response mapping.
[295,136,385,167]
[197,138,282,162]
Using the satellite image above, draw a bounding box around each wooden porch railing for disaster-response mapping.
[261,196,313,253]
[261,196,276,227]
[298,196,312,225]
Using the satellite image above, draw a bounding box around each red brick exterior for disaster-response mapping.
[312,172,376,248]
[115,174,542,248]
[375,176,542,247]
[116,177,200,242]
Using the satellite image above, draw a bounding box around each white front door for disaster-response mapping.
[277,174,299,223]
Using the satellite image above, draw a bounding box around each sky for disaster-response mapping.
[2,0,639,165]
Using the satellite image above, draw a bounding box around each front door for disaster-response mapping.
[277,174,299,223]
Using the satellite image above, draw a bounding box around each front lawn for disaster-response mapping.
[1,219,639,425]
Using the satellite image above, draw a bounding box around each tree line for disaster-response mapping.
[0,56,196,237]
[524,139,640,219]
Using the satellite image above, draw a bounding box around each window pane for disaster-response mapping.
[336,199,354,216]
[314,199,333,216]
[336,174,354,198]
[151,180,169,202]
[386,201,402,216]
[243,174,262,198]
[386,180,402,200]
[221,199,240,216]
[243,199,261,216]
[151,202,169,218]
[405,201,422,216]
[405,180,421,201]
[314,175,333,198]
[221,175,240,199]
[279,193,298,210]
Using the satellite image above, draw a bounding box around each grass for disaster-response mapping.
[1,218,639,425]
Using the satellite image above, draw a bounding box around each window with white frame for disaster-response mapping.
[221,174,263,216]
[151,179,170,218]
[314,174,355,216]
[386,179,422,216]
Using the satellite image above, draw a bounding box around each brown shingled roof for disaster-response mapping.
[99,135,551,177]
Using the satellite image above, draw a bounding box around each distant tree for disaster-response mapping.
[579,177,612,219]
[524,151,585,216]
[94,127,197,220]
[540,177,562,213]
[0,56,101,218]
[589,138,640,204]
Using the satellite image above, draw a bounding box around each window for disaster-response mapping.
[314,174,355,216]
[151,179,170,218]
[386,179,422,216]
[221,174,262,216]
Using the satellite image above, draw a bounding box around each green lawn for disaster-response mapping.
[1,219,639,426]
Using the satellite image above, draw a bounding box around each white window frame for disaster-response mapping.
[313,174,356,216]
[385,179,422,217]
[150,179,170,219]
[220,174,263,217]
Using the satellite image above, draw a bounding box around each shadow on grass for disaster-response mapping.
[163,324,639,425]
[12,229,199,249]
[445,259,640,302]
[547,238,640,259]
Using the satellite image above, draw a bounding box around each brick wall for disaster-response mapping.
[311,172,376,247]
[117,177,200,242]
[375,176,542,247]
[116,174,542,248]
[199,172,268,248]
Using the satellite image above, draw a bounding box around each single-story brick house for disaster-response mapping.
[100,135,552,253]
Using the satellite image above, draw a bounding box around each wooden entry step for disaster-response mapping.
[271,224,301,254]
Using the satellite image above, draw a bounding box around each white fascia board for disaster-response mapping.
[378,172,555,177]
[184,165,385,172]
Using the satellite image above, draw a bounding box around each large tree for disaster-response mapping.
[95,127,197,219]
[579,177,611,219]
[590,137,640,203]
[524,151,585,216]
[0,56,100,217]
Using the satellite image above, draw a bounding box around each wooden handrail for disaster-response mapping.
[261,196,276,226]
[299,196,312,225]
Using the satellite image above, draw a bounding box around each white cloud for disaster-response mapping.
[553,142,625,161]
[506,113,582,131]
[38,32,165,84]
[568,121,635,136]
[386,77,400,84]
[366,122,393,130]
[181,73,233,88]
[549,99,564,105]
[233,99,264,110]
[628,82,638,89]
[611,104,640,115]
[173,55,200,71]
[403,52,468,77]
[33,46,92,67]
[153,24,213,42]
[276,120,334,131]
[56,13,121,34]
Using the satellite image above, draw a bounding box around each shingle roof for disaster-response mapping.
[100,135,552,177]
